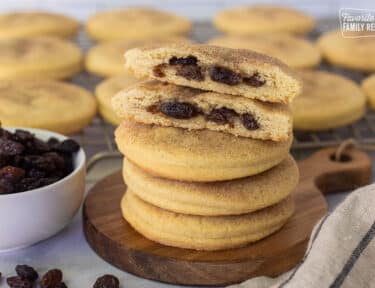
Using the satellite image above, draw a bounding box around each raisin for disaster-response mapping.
[0,139,25,156]
[160,102,199,119]
[146,104,159,114]
[15,265,38,282]
[40,269,63,288]
[0,166,25,183]
[243,73,266,87]
[175,65,204,81]
[0,128,12,139]
[209,66,241,85]
[93,275,119,288]
[0,178,14,194]
[54,139,80,154]
[241,113,260,130]
[12,130,34,143]
[6,276,32,288]
[47,137,59,149]
[152,64,166,77]
[206,108,238,125]
[169,55,198,65]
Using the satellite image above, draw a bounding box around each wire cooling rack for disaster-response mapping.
[66,19,374,165]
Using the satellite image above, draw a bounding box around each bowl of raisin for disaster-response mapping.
[0,127,85,251]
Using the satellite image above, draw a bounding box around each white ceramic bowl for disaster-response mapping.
[0,128,86,251]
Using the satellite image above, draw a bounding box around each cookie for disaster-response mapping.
[213,5,315,35]
[318,30,375,72]
[125,43,302,104]
[86,8,191,42]
[115,122,292,182]
[85,37,190,77]
[0,37,82,80]
[96,74,141,125]
[208,34,321,68]
[121,191,295,251]
[292,70,366,131]
[0,79,97,134]
[123,155,298,216]
[0,12,79,39]
[362,74,375,109]
[112,81,292,141]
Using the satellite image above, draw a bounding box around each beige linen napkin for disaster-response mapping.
[229,184,375,288]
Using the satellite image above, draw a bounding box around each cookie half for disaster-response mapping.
[0,80,97,134]
[122,191,295,251]
[85,37,191,77]
[362,74,375,110]
[123,155,298,216]
[112,81,292,141]
[318,30,375,72]
[86,8,191,42]
[208,34,321,69]
[125,43,302,103]
[213,5,315,35]
[292,70,366,131]
[96,74,141,125]
[0,37,82,80]
[115,122,292,182]
[0,12,79,39]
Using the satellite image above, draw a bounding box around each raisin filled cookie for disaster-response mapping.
[112,81,292,141]
[125,43,301,103]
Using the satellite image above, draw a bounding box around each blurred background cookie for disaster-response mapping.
[0,11,79,39]
[292,70,366,131]
[0,80,97,134]
[208,34,321,68]
[86,7,191,42]
[0,37,82,80]
[318,30,375,72]
[95,73,140,125]
[362,74,375,110]
[85,37,191,77]
[213,5,315,35]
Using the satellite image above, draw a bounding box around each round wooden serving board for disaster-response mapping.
[83,147,371,286]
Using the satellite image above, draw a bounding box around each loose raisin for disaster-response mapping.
[169,55,198,65]
[0,166,25,183]
[6,276,32,288]
[175,65,204,81]
[0,139,25,156]
[40,269,63,288]
[160,102,199,119]
[243,73,266,87]
[241,113,260,130]
[206,108,238,125]
[15,265,38,282]
[54,139,80,154]
[209,66,241,85]
[93,275,119,288]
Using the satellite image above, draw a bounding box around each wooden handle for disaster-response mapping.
[298,147,372,195]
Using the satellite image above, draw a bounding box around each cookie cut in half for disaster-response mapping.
[121,191,295,251]
[123,155,299,216]
[115,122,292,182]
[125,43,302,103]
[112,81,292,141]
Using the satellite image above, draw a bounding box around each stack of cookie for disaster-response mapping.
[112,43,301,251]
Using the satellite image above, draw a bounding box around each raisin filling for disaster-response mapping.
[153,56,266,87]
[150,102,260,131]
[159,102,200,119]
[206,108,238,126]
[208,66,241,86]
[241,113,260,130]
